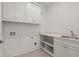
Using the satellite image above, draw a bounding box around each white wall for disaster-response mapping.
[0,2,2,57]
[2,21,40,56]
[40,7,47,32]
[45,2,79,35]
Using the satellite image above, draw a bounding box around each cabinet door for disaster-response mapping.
[69,47,79,57]
[16,3,27,21]
[54,44,66,57]
[3,2,17,20]
[54,41,66,57]
[27,3,41,23]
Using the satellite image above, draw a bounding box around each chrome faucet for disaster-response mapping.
[70,30,74,37]
[70,30,79,39]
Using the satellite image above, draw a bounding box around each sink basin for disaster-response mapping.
[61,35,79,39]
[61,35,71,38]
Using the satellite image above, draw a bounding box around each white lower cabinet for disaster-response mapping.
[54,44,66,57]
[54,38,79,57]
[68,47,79,57]
[40,34,79,57]
[40,35,54,56]
[54,40,66,57]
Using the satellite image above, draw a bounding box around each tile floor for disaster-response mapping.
[16,49,50,57]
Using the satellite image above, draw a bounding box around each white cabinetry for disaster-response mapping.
[40,35,54,56]
[3,2,17,20]
[68,47,79,57]
[15,3,27,21]
[27,3,41,24]
[3,2,41,24]
[54,38,79,57]
[3,2,27,21]
[54,41,66,57]
[40,33,79,57]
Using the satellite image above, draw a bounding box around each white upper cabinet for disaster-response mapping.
[3,2,18,20]
[27,3,41,24]
[2,2,41,24]
[16,3,27,21]
[3,2,27,21]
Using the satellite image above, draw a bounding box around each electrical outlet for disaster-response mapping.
[10,32,15,36]
[34,42,37,45]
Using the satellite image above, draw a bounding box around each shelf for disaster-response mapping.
[2,19,40,25]
[40,34,54,57]
[40,47,54,57]
[47,37,54,45]
[40,35,48,42]
[40,40,54,47]
[40,35,54,45]
[46,44,54,54]
[40,41,45,48]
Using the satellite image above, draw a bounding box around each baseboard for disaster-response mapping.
[4,48,40,57]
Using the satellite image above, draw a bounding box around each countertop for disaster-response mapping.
[40,32,79,42]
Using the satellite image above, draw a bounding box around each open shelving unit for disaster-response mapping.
[40,34,54,57]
